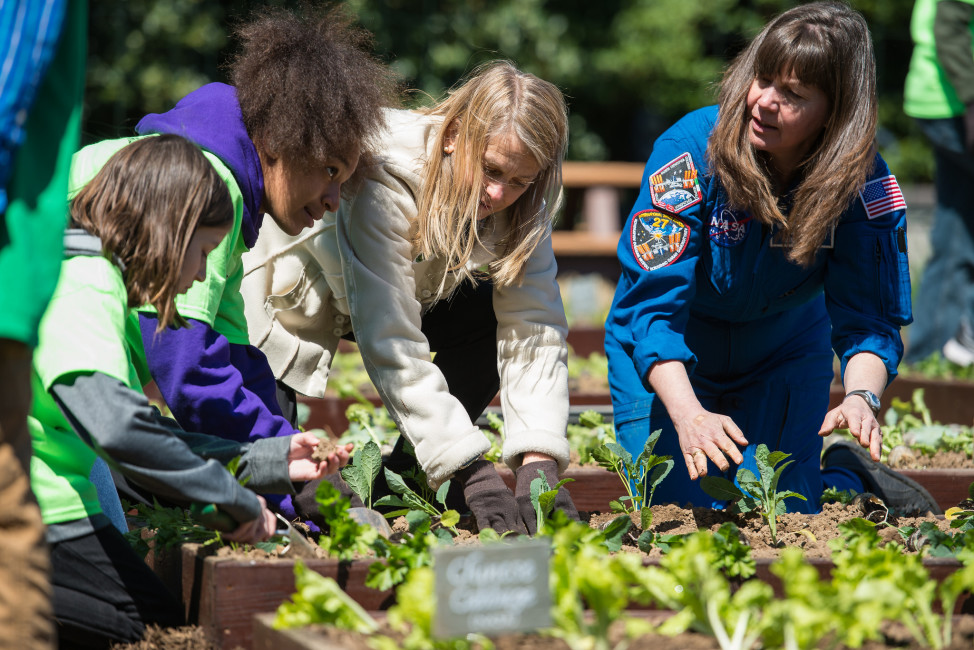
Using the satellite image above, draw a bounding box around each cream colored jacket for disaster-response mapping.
[241,109,571,488]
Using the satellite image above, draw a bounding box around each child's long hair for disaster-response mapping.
[708,1,877,266]
[69,134,233,331]
[414,60,568,292]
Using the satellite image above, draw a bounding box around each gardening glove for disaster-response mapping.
[515,460,580,535]
[292,472,364,528]
[454,460,527,535]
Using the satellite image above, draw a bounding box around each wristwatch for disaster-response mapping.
[845,389,881,416]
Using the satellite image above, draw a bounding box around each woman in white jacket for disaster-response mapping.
[241,60,576,534]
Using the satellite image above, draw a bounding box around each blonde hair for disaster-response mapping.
[414,60,568,291]
[708,1,877,266]
[69,135,233,331]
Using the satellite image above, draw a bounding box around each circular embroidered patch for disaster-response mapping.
[629,209,690,271]
[708,205,752,247]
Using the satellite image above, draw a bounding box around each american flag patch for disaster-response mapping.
[859,175,906,220]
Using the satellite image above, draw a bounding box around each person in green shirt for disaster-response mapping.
[30,134,351,648]
[0,1,86,647]
[903,0,974,364]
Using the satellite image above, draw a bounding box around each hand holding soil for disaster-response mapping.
[287,433,353,481]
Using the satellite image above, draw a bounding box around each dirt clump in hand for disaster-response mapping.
[312,437,339,463]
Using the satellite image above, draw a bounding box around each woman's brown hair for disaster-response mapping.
[414,60,568,292]
[229,4,399,172]
[708,1,877,266]
[69,134,233,331]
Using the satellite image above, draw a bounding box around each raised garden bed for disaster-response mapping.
[152,544,394,650]
[150,488,973,649]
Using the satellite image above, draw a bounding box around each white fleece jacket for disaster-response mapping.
[241,108,571,487]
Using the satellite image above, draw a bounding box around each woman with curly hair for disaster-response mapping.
[76,5,398,525]
[241,61,578,535]
[605,1,939,515]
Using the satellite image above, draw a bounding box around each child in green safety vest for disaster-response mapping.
[27,134,351,648]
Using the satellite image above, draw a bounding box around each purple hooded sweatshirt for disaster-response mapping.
[135,83,301,520]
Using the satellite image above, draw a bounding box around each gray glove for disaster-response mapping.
[454,460,527,535]
[515,460,580,535]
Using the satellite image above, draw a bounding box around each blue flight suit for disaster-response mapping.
[605,106,912,513]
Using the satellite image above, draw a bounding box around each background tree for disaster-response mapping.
[84,0,932,184]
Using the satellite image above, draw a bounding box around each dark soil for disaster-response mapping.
[889,448,973,469]
[311,437,338,462]
[197,496,958,564]
[586,500,953,559]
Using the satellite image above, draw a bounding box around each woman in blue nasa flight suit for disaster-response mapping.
[606,1,939,514]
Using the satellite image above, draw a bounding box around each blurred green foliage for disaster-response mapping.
[84,0,932,181]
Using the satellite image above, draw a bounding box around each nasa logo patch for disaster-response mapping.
[630,209,690,271]
[649,152,702,214]
[709,205,752,247]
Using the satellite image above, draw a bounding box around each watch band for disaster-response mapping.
[845,389,881,416]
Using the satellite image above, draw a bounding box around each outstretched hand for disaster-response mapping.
[674,409,748,481]
[287,433,353,482]
[818,396,882,461]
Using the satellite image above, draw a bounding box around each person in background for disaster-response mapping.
[241,61,578,535]
[903,0,974,366]
[605,1,939,515]
[84,5,397,526]
[33,134,351,648]
[0,0,86,647]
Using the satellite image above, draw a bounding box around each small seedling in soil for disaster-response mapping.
[819,485,857,506]
[374,468,460,537]
[592,428,674,531]
[700,443,806,546]
[312,480,378,560]
[339,440,382,508]
[528,470,575,534]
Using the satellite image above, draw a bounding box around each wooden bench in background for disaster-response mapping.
[554,161,643,280]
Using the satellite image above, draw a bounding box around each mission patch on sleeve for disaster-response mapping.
[649,152,702,214]
[629,209,690,271]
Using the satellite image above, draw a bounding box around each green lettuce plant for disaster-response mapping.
[274,560,378,634]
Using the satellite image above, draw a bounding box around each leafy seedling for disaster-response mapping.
[312,480,378,560]
[365,510,438,591]
[339,440,382,508]
[374,468,460,538]
[700,443,806,545]
[819,485,857,506]
[528,470,575,534]
[123,498,223,557]
[592,428,673,530]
